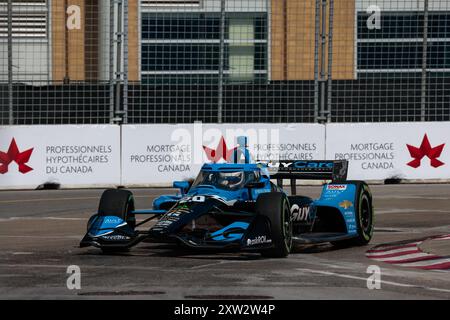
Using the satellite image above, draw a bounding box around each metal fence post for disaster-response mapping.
[319,0,327,122]
[7,0,13,125]
[421,0,429,121]
[218,0,226,124]
[327,0,334,123]
[109,0,115,123]
[115,0,123,123]
[282,0,287,81]
[64,0,69,83]
[123,0,129,124]
[313,0,321,123]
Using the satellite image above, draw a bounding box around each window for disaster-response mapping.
[142,44,220,71]
[142,14,220,40]
[0,0,47,38]
[141,12,268,84]
[358,42,450,71]
[141,0,201,8]
[358,12,450,40]
[357,11,450,72]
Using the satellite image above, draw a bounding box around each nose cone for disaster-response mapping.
[188,186,243,202]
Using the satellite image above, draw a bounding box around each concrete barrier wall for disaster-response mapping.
[326,122,450,181]
[0,125,121,190]
[0,122,449,189]
[121,123,325,186]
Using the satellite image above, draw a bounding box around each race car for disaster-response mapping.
[80,159,374,258]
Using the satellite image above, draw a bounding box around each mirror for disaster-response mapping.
[173,181,190,195]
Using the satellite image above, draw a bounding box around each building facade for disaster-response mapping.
[1,0,449,84]
[1,0,449,125]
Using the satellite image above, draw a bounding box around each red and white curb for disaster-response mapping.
[366,234,450,270]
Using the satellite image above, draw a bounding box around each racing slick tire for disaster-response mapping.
[98,189,136,253]
[332,181,374,248]
[256,192,293,258]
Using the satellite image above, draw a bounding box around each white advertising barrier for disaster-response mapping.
[121,123,326,186]
[326,122,450,181]
[0,125,121,190]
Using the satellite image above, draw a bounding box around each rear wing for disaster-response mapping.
[257,160,348,195]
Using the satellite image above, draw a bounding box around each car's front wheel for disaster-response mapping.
[256,192,293,258]
[97,189,136,254]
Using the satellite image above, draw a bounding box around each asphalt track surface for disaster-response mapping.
[0,185,449,300]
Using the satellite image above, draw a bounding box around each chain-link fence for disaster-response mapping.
[1,0,449,125]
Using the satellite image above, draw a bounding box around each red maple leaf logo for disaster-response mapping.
[0,138,34,174]
[203,136,237,163]
[406,134,445,168]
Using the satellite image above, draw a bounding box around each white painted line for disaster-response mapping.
[0,217,87,222]
[296,268,450,293]
[0,197,99,204]
[366,247,420,257]
[377,209,450,214]
[369,242,421,252]
[397,258,450,268]
[190,261,228,270]
[371,252,436,263]
[0,194,151,204]
[376,196,450,200]
[0,235,82,239]
[38,217,86,221]
[0,263,161,272]
[434,236,450,241]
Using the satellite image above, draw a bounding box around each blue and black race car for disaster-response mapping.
[80,158,374,258]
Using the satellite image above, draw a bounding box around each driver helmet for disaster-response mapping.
[217,172,244,188]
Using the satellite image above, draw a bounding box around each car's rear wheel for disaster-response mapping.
[332,181,374,248]
[256,192,293,258]
[98,189,136,253]
[352,181,374,245]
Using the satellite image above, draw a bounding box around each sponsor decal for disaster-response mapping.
[253,143,317,161]
[179,195,237,206]
[334,142,395,171]
[293,161,333,169]
[327,184,347,191]
[290,204,311,222]
[130,144,191,173]
[339,200,353,209]
[203,135,252,164]
[101,234,130,241]
[263,161,332,170]
[0,138,34,174]
[104,217,122,224]
[203,136,237,163]
[247,235,272,246]
[155,220,175,228]
[166,205,190,218]
[167,212,182,218]
[45,144,116,176]
[406,134,445,168]
[179,195,206,204]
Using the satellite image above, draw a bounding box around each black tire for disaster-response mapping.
[98,189,136,228]
[332,181,374,247]
[97,189,136,254]
[256,192,293,258]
